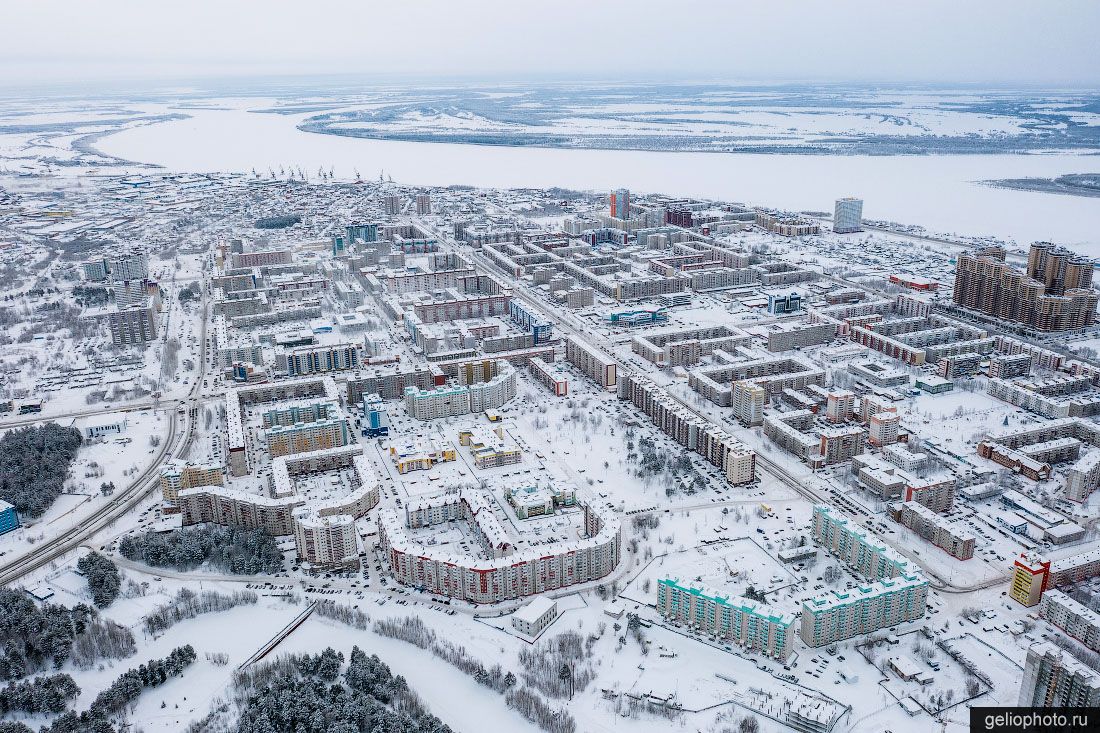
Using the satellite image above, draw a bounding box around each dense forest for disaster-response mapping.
[119,524,284,575]
[216,647,452,733]
[77,552,121,608]
[0,423,83,518]
[0,589,134,681]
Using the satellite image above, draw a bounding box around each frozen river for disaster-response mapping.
[97,106,1100,254]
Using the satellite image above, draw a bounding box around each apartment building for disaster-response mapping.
[767,321,836,352]
[1018,642,1100,707]
[632,325,751,368]
[380,496,620,603]
[657,578,795,661]
[180,485,302,536]
[404,384,470,420]
[1040,590,1100,653]
[292,508,359,568]
[690,354,825,406]
[108,305,158,346]
[732,381,767,427]
[415,193,431,215]
[159,460,224,506]
[818,426,865,465]
[565,335,617,389]
[890,501,976,560]
[276,342,360,376]
[868,411,901,447]
[800,574,929,647]
[345,367,440,403]
[825,390,855,423]
[804,505,928,645]
[528,357,568,396]
[265,418,351,459]
[986,376,1100,419]
[953,243,1097,332]
[937,351,981,379]
[230,249,293,269]
[989,353,1033,380]
[1010,548,1100,607]
[617,373,756,486]
[811,505,917,581]
[403,367,516,420]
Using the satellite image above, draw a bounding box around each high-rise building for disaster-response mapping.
[953,243,1098,332]
[1028,242,1094,295]
[732,381,766,427]
[825,390,855,423]
[416,194,432,215]
[833,198,863,233]
[109,250,149,282]
[1010,552,1052,607]
[383,195,402,216]
[362,394,390,437]
[160,460,225,506]
[292,508,359,568]
[868,411,900,447]
[1018,642,1100,707]
[108,305,158,346]
[610,188,630,219]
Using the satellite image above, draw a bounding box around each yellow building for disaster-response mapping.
[160,460,225,506]
[1010,553,1051,607]
[389,438,456,474]
[459,426,522,469]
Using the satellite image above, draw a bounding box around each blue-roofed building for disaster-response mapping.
[0,500,20,536]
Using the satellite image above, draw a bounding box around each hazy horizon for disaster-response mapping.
[3,0,1098,90]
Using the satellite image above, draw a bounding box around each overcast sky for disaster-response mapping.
[3,1,1099,89]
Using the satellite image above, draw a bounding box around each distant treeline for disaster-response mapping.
[254,214,301,229]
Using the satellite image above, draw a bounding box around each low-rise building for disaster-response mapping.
[0,500,19,536]
[512,596,558,637]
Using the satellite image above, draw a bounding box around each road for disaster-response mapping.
[0,295,211,587]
